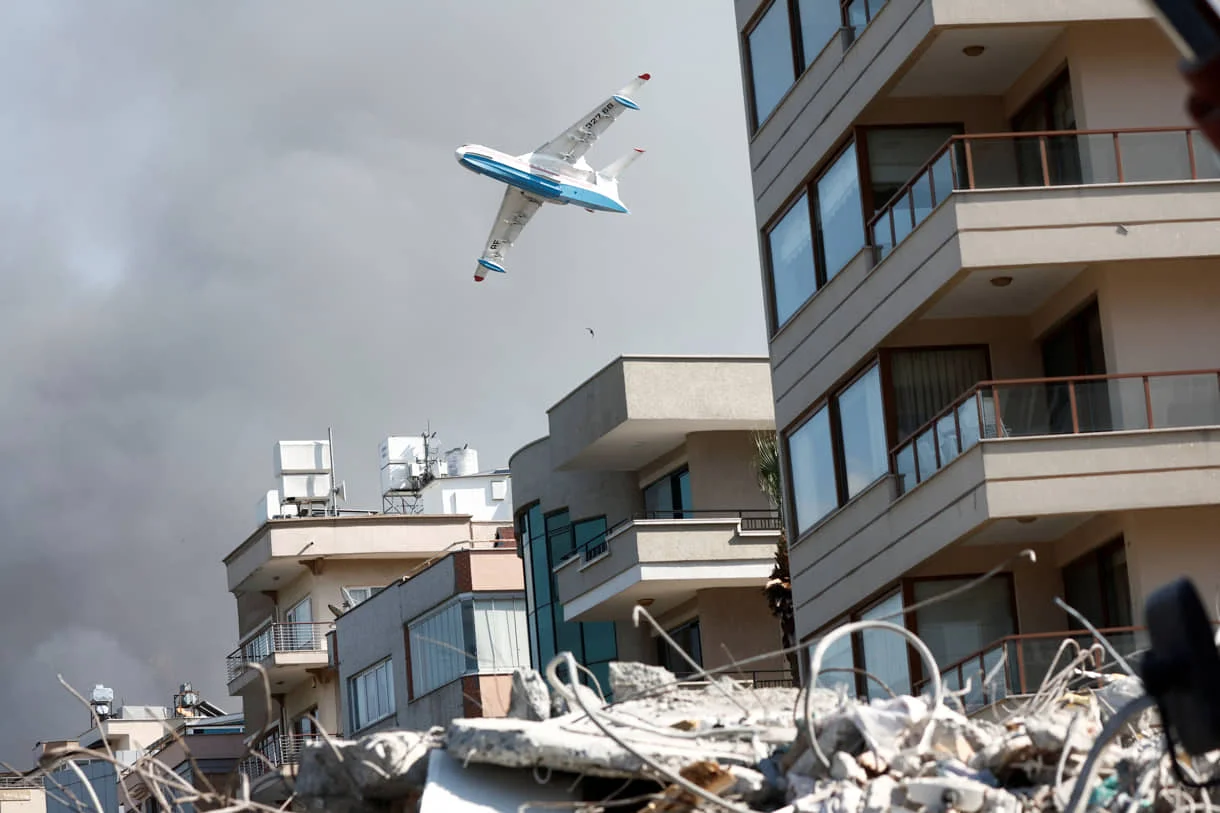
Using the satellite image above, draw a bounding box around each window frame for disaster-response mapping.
[348,657,395,734]
[762,136,864,334]
[879,344,993,449]
[742,0,891,134]
[855,122,967,219]
[782,356,888,536]
[641,465,692,519]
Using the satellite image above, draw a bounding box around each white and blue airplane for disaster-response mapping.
[455,73,651,282]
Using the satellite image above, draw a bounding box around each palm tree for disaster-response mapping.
[753,430,801,684]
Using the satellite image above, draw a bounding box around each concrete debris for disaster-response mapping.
[292,660,1215,813]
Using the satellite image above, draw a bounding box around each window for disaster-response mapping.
[888,347,991,442]
[785,360,889,534]
[573,515,608,559]
[746,1,796,128]
[912,577,1015,676]
[341,587,377,608]
[858,591,910,700]
[408,596,530,698]
[643,467,692,518]
[744,0,890,132]
[837,365,887,498]
[1062,537,1131,630]
[765,141,866,331]
[863,125,964,215]
[546,509,574,562]
[817,142,866,284]
[787,406,837,534]
[657,618,703,678]
[491,479,508,500]
[349,659,394,731]
[768,194,817,327]
[284,596,315,651]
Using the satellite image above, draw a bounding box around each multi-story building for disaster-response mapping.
[733,0,1220,706]
[222,438,511,803]
[509,355,794,694]
[333,532,526,735]
[34,683,238,813]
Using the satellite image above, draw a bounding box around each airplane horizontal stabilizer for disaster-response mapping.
[600,148,646,181]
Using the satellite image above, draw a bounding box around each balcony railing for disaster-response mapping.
[914,623,1220,714]
[868,126,1220,259]
[892,369,1220,495]
[225,622,334,683]
[238,734,322,780]
[568,509,783,565]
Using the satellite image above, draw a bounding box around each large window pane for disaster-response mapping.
[859,592,910,700]
[546,510,573,561]
[890,347,990,442]
[865,126,962,213]
[768,194,816,327]
[798,0,840,67]
[817,143,865,281]
[787,406,837,533]
[913,577,1015,672]
[748,0,795,127]
[837,365,888,498]
[815,629,857,697]
[582,621,619,664]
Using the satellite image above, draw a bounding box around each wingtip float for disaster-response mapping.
[456,73,652,282]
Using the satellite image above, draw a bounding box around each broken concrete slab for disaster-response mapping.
[506,668,550,722]
[608,660,676,702]
[294,728,442,804]
[444,715,764,779]
[418,748,577,813]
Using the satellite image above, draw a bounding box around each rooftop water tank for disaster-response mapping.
[446,447,479,477]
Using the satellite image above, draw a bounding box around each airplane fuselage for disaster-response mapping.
[455,145,629,214]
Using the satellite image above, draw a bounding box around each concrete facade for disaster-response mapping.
[734,0,1220,699]
[333,543,525,736]
[220,510,512,804]
[509,356,793,692]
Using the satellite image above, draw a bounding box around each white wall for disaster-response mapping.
[420,473,513,522]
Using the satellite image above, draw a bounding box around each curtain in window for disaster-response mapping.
[472,598,531,672]
[889,348,990,442]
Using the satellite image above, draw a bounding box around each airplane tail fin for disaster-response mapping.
[600,148,646,182]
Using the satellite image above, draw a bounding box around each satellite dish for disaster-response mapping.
[334,481,347,502]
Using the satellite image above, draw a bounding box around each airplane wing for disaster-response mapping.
[474,186,544,281]
[533,73,650,166]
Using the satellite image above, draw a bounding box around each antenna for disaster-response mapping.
[380,423,443,514]
[327,427,346,517]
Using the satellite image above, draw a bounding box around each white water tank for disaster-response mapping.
[446,447,479,476]
[380,436,425,466]
[381,463,412,494]
[281,472,332,501]
[257,489,292,524]
[275,441,331,475]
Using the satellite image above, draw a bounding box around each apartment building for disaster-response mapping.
[734,0,1220,707]
[34,683,238,813]
[222,439,511,803]
[509,356,794,694]
[332,533,526,736]
[0,774,45,813]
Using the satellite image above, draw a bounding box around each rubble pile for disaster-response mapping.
[292,659,1218,813]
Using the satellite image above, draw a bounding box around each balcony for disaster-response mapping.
[239,734,322,781]
[768,127,1220,431]
[892,369,1220,495]
[225,622,333,694]
[912,623,1218,716]
[553,510,782,623]
[788,369,1220,636]
[870,127,1220,260]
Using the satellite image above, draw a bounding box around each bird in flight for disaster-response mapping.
[587,327,595,338]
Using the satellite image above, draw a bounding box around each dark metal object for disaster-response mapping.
[1139,576,1220,787]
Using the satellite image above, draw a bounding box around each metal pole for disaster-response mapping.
[328,426,337,516]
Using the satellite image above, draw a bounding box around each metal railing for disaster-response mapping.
[238,734,322,780]
[868,126,1220,259]
[736,669,797,689]
[892,369,1220,495]
[225,622,334,683]
[913,623,1219,714]
[568,509,783,564]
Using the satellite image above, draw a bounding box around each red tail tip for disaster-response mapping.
[638,73,651,80]
[473,275,485,282]
[634,148,645,153]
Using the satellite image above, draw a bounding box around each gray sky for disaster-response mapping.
[0,1,766,761]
